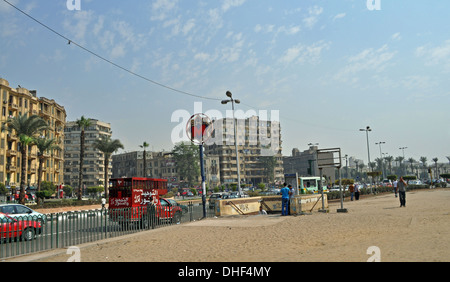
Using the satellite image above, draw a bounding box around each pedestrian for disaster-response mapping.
[393,179,398,198]
[354,183,360,200]
[398,176,407,207]
[280,183,290,216]
[288,184,295,215]
[349,183,355,201]
[101,197,106,210]
[259,205,267,215]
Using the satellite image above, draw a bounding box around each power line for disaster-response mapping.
[3,0,356,133]
[2,0,222,101]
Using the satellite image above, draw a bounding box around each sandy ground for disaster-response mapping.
[8,189,450,262]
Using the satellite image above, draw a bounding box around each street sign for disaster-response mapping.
[185,113,214,145]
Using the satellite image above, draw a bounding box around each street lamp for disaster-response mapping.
[399,146,408,176]
[360,126,372,193]
[376,141,386,179]
[359,126,372,171]
[221,91,242,195]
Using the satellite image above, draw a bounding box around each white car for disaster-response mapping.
[0,204,47,225]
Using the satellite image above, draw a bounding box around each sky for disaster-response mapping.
[0,0,449,167]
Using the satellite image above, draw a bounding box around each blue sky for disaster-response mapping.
[0,0,449,166]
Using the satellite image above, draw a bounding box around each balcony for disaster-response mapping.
[7,134,17,141]
[6,163,17,171]
[8,102,18,111]
[6,149,17,156]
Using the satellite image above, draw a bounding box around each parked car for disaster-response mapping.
[0,212,42,241]
[0,204,47,225]
[159,198,183,224]
[165,198,188,214]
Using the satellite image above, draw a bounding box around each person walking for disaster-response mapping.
[349,183,355,201]
[101,197,106,211]
[280,183,290,216]
[393,179,398,198]
[398,177,407,207]
[354,183,360,200]
[288,184,295,215]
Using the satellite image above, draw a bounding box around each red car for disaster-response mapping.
[0,212,42,241]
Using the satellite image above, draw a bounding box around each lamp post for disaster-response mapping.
[359,126,372,171]
[222,91,242,195]
[360,126,372,192]
[376,141,386,180]
[399,146,408,176]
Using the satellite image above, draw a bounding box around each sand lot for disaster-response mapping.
[9,189,450,262]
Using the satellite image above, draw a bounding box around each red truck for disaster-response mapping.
[108,177,182,226]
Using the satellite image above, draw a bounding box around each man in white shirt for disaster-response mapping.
[393,179,398,198]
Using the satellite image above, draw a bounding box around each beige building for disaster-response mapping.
[204,115,284,187]
[64,119,112,189]
[0,77,66,188]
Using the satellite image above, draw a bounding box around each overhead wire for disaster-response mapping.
[3,0,357,133]
[2,0,222,102]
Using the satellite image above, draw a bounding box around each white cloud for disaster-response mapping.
[279,41,330,65]
[415,40,450,68]
[222,0,246,12]
[63,10,95,43]
[182,18,195,35]
[151,0,178,21]
[303,6,323,28]
[334,44,397,84]
[110,44,125,59]
[333,13,346,21]
[194,52,211,61]
[391,32,401,41]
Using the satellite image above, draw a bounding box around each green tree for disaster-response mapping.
[432,158,439,178]
[2,114,48,204]
[140,141,150,177]
[32,136,61,204]
[384,155,394,175]
[93,136,124,198]
[172,142,199,187]
[260,156,277,184]
[420,156,427,178]
[395,156,404,176]
[76,116,92,200]
[408,157,416,175]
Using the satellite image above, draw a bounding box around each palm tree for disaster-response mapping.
[395,156,404,176]
[408,158,416,175]
[1,114,48,204]
[420,156,427,178]
[432,158,439,179]
[93,136,124,198]
[140,141,149,177]
[384,155,393,175]
[76,116,92,200]
[33,137,61,204]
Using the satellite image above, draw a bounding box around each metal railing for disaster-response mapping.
[0,202,214,260]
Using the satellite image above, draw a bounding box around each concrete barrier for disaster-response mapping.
[215,197,262,216]
[214,194,328,216]
[260,194,328,214]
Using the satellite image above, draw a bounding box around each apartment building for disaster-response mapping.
[283,145,337,184]
[0,77,66,188]
[204,115,284,187]
[112,149,221,189]
[112,151,182,187]
[64,119,112,188]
